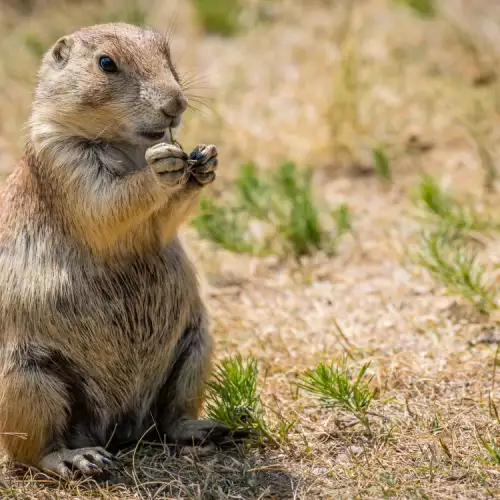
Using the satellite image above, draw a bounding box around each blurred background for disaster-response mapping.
[1,0,499,182]
[2,0,499,265]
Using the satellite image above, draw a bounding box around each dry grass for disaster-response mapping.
[1,0,500,497]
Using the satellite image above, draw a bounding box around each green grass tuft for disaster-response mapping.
[478,434,500,465]
[192,0,240,36]
[236,161,327,256]
[236,162,271,220]
[372,146,392,184]
[192,198,257,253]
[415,176,498,232]
[195,161,350,257]
[333,203,353,239]
[206,355,282,444]
[298,358,375,434]
[413,228,498,314]
[394,0,436,17]
[273,162,324,256]
[417,176,455,220]
[206,355,260,430]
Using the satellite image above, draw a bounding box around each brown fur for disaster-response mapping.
[0,23,223,477]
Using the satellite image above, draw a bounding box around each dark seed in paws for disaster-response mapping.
[189,148,204,162]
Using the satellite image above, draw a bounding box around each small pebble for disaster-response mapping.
[347,445,364,456]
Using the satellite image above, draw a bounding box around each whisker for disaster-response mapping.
[180,73,213,91]
[187,98,216,113]
[187,104,216,120]
[181,75,209,86]
[180,70,209,83]
[182,82,212,92]
[187,103,204,115]
[181,79,213,88]
[165,2,180,46]
[182,87,214,93]
[184,94,215,101]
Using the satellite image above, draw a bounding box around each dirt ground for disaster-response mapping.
[0,0,500,498]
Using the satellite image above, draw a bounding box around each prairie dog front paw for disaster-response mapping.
[188,144,218,186]
[145,143,190,186]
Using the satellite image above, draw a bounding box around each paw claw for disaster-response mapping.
[55,463,72,480]
[39,447,119,479]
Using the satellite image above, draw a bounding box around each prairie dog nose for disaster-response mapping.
[160,93,188,118]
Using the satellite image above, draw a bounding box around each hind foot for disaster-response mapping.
[166,418,248,446]
[38,446,121,478]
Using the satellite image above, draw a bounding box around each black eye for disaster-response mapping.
[99,56,118,73]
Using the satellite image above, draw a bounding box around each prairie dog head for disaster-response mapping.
[30,23,187,148]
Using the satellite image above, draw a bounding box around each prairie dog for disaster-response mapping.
[0,23,227,478]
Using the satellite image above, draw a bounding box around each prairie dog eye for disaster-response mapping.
[99,56,118,73]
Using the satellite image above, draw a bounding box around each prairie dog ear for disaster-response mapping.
[51,36,73,66]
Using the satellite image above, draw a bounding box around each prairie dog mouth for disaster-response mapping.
[138,130,166,141]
